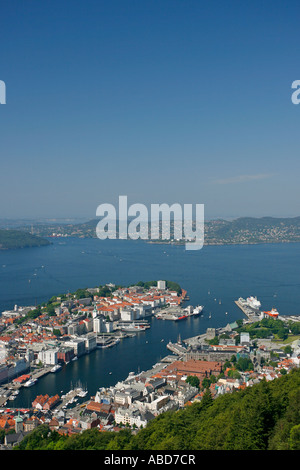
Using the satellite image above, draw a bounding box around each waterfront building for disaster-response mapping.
[38,348,59,366]
[82,333,97,352]
[206,328,216,340]
[120,308,134,322]
[57,346,74,363]
[64,338,86,357]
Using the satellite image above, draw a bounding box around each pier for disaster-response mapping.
[234,299,261,322]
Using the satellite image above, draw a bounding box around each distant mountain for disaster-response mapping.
[0,229,51,250]
[15,215,300,246]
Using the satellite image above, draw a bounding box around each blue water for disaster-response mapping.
[1,238,300,407]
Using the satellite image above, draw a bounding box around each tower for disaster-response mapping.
[15,411,23,433]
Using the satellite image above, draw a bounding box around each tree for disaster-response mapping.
[186,376,200,389]
[289,424,300,450]
[201,378,211,390]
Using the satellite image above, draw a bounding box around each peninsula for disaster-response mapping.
[0,229,51,250]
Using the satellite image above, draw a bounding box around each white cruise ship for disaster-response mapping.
[246,296,261,310]
[51,364,62,373]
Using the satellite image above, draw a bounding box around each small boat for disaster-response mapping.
[24,378,37,387]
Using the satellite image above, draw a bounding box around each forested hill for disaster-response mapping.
[15,368,300,450]
[0,229,51,250]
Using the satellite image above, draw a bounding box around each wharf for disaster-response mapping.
[166,340,188,356]
[234,299,261,322]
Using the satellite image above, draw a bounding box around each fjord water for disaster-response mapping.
[1,237,300,407]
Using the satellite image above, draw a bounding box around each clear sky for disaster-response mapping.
[0,0,300,220]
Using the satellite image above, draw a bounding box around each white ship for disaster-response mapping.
[192,305,204,315]
[246,296,261,310]
[24,378,38,387]
[121,324,147,332]
[51,364,62,373]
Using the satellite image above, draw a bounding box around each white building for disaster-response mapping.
[83,333,97,353]
[120,308,134,322]
[93,316,105,333]
[240,332,250,346]
[114,407,155,428]
[157,280,166,290]
[38,349,58,366]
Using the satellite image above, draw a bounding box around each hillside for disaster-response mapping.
[14,368,300,450]
[0,229,51,250]
[17,216,300,246]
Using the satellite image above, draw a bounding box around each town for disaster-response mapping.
[0,281,300,448]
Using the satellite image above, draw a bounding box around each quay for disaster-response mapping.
[166,340,188,356]
[234,299,261,322]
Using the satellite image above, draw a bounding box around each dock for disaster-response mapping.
[166,341,187,356]
[234,299,261,322]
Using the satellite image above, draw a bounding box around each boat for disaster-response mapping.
[121,324,147,332]
[72,356,78,361]
[175,315,188,321]
[246,296,261,310]
[264,308,279,318]
[51,364,62,373]
[192,305,204,316]
[24,378,37,387]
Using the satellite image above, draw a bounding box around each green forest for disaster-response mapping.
[14,368,300,450]
[0,229,50,250]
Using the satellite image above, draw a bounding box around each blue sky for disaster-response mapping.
[0,0,300,220]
